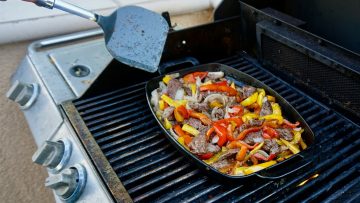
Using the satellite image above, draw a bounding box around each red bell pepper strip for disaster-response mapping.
[183,134,193,145]
[173,125,187,137]
[283,119,300,128]
[183,72,208,83]
[253,153,276,161]
[237,127,262,140]
[227,124,236,141]
[198,152,214,160]
[229,105,244,117]
[262,132,272,139]
[263,126,279,138]
[206,127,215,141]
[214,81,228,86]
[188,110,212,125]
[213,123,228,147]
[176,105,189,119]
[250,155,259,165]
[199,84,238,96]
[236,146,248,161]
[215,117,243,127]
[227,140,259,149]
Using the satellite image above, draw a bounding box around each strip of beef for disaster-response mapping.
[248,119,264,127]
[218,149,239,161]
[263,139,280,154]
[167,78,182,99]
[188,101,209,112]
[260,100,273,117]
[276,128,293,141]
[183,86,192,96]
[244,131,264,145]
[162,107,175,121]
[242,86,256,98]
[238,123,249,133]
[211,159,232,170]
[189,133,207,154]
[211,107,224,121]
[207,144,221,154]
[185,118,210,136]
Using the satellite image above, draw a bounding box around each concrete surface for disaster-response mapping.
[0,9,212,203]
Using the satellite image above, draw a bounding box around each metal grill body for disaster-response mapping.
[70,54,360,202]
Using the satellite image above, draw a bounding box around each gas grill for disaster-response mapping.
[7,1,360,202]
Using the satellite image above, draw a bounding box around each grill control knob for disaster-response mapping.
[32,141,64,168]
[6,80,39,109]
[45,165,87,202]
[45,168,78,199]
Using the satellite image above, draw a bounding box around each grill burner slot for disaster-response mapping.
[72,54,360,202]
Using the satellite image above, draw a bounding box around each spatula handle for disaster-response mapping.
[23,0,97,21]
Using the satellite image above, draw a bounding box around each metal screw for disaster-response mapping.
[69,65,90,77]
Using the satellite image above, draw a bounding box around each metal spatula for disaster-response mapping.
[22,0,169,72]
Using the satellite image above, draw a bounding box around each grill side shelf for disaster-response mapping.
[61,101,133,203]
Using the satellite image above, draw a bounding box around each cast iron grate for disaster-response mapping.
[74,54,360,202]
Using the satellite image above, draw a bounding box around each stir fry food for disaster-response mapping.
[150,71,308,176]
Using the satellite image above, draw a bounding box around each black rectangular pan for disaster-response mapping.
[145,63,315,182]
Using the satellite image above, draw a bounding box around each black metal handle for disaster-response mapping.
[255,154,312,180]
[158,57,200,75]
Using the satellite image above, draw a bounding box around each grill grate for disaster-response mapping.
[74,54,360,202]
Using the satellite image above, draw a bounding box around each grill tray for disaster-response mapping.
[69,54,360,202]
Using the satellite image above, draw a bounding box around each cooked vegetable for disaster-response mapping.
[151,70,307,176]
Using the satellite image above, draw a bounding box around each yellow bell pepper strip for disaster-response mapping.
[271,103,282,116]
[182,124,200,136]
[177,137,190,150]
[241,92,258,106]
[204,151,225,164]
[174,105,189,122]
[173,125,187,137]
[161,94,187,108]
[159,99,166,110]
[189,83,197,96]
[274,138,284,146]
[299,138,307,150]
[242,113,259,122]
[231,82,236,89]
[236,146,248,161]
[243,161,277,175]
[155,110,162,119]
[280,138,300,154]
[210,100,223,108]
[188,110,212,125]
[162,75,172,84]
[233,166,247,175]
[164,118,172,130]
[200,84,238,96]
[174,108,184,122]
[259,114,284,124]
[257,89,266,107]
[267,95,276,102]
[244,142,264,162]
[291,130,302,144]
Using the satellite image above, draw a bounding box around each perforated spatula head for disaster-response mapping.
[97,6,169,73]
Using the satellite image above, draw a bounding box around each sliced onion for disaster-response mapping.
[262,96,268,103]
[294,127,302,132]
[256,150,270,158]
[169,128,179,140]
[175,88,185,100]
[168,73,180,78]
[224,112,230,119]
[204,94,228,106]
[195,76,202,87]
[253,136,264,143]
[212,135,219,144]
[227,107,236,113]
[207,71,224,80]
[150,90,159,107]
